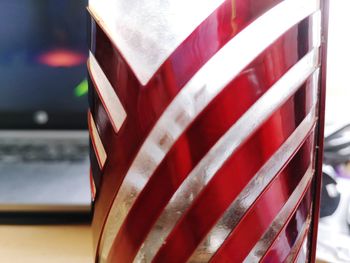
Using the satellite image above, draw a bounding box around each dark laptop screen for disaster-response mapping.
[0,0,88,129]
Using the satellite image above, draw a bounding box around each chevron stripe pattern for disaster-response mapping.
[87,0,325,262]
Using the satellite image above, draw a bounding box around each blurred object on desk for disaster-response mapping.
[317,177,350,263]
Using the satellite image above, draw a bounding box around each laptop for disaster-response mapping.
[0,0,91,219]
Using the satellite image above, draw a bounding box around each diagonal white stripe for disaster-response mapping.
[243,165,314,263]
[284,216,311,263]
[89,112,107,169]
[295,235,309,263]
[135,55,319,263]
[88,52,127,133]
[98,0,320,261]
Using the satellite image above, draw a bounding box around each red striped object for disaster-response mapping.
[87,0,328,262]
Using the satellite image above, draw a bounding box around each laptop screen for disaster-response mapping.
[0,0,88,130]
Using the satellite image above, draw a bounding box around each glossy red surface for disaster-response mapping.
[88,0,286,251]
[105,18,313,263]
[260,189,312,263]
[155,133,314,263]
[88,0,327,261]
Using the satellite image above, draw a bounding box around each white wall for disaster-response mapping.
[326,0,350,125]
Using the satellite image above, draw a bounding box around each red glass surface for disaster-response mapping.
[153,132,314,263]
[260,189,312,263]
[88,0,286,246]
[88,0,327,261]
[107,69,315,263]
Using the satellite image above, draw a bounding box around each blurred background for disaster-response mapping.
[0,0,88,128]
[0,0,91,221]
[0,1,92,261]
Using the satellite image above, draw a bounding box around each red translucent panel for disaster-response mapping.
[154,133,313,262]
[105,21,313,262]
[89,0,288,245]
[261,189,312,262]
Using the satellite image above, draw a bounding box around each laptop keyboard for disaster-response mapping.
[0,142,89,163]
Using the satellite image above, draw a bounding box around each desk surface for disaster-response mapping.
[0,224,93,263]
[0,224,330,263]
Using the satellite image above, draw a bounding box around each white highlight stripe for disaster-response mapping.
[88,111,107,169]
[99,0,320,260]
[243,166,314,263]
[295,235,309,263]
[134,53,319,263]
[88,52,127,133]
